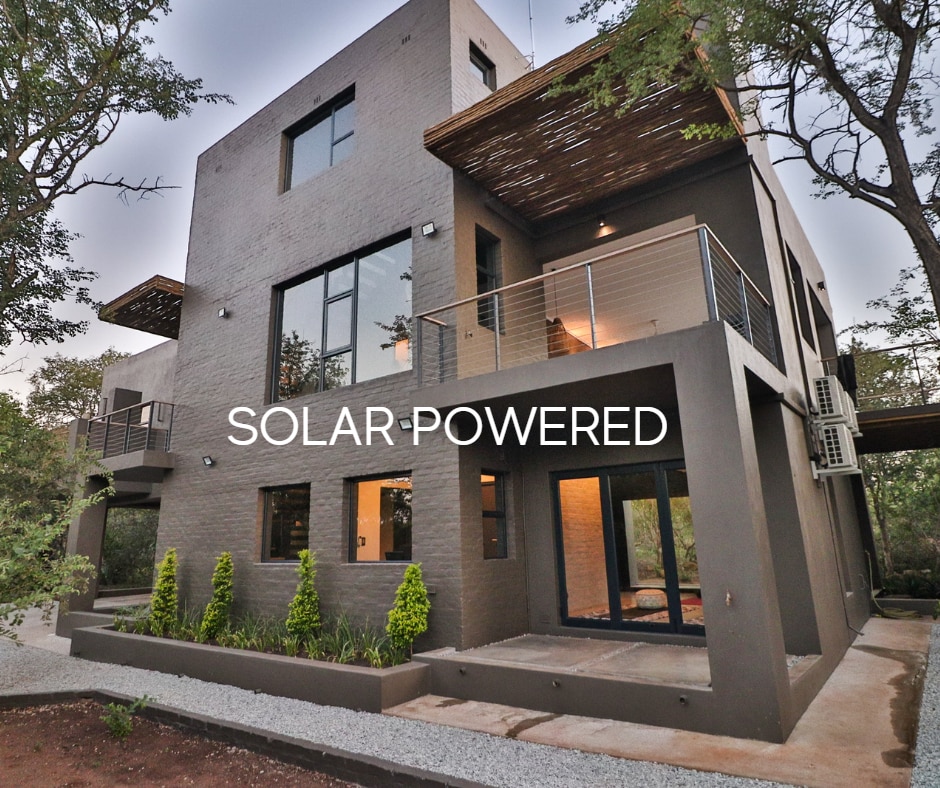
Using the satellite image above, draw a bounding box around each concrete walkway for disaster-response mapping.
[6,609,933,787]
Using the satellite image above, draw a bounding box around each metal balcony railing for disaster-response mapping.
[87,401,175,458]
[824,341,940,411]
[416,225,776,385]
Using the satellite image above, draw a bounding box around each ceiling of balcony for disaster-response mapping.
[98,275,184,339]
[425,37,742,226]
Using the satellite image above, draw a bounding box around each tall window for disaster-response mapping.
[482,472,507,559]
[349,475,412,562]
[476,227,501,331]
[285,88,355,189]
[274,236,412,400]
[262,485,310,561]
[469,43,496,90]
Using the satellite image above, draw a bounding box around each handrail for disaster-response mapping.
[88,399,175,425]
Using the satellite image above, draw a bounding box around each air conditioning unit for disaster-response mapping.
[812,422,861,477]
[841,387,862,437]
[813,376,850,421]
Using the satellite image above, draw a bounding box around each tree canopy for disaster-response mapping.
[27,348,129,427]
[564,0,940,319]
[0,0,231,349]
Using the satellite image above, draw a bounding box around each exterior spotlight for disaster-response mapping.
[816,281,826,291]
[598,215,606,228]
[218,307,229,318]
[398,416,414,431]
[421,222,437,237]
[202,455,215,467]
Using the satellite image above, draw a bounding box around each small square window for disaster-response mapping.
[482,471,507,559]
[349,475,412,562]
[469,43,496,90]
[262,485,310,561]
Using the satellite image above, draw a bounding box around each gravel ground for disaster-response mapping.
[0,636,793,788]
[913,623,940,787]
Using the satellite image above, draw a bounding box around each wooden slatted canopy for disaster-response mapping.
[424,36,742,225]
[98,275,184,339]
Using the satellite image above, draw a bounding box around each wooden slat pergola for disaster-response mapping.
[424,36,742,225]
[98,275,184,339]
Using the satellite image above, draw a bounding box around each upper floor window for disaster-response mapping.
[285,88,355,189]
[469,43,496,90]
[274,235,412,400]
[476,226,501,331]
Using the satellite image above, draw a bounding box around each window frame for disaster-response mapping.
[260,483,311,562]
[272,232,412,401]
[469,43,496,90]
[481,470,508,560]
[284,87,355,190]
[475,226,502,332]
[347,472,414,563]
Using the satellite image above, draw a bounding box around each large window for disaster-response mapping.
[349,475,412,562]
[482,472,507,559]
[262,485,310,561]
[274,236,412,400]
[285,88,355,189]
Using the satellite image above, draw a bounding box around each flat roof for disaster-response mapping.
[424,36,742,225]
[98,275,184,339]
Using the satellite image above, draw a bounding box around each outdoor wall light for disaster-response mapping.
[597,215,606,228]
[421,221,438,237]
[816,281,826,291]
[398,416,414,431]
[202,455,215,467]
[217,307,229,319]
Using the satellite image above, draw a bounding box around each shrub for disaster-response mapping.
[386,563,430,658]
[101,696,149,741]
[148,548,178,637]
[200,552,234,640]
[286,550,320,640]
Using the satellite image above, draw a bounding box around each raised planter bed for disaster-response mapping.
[70,625,429,713]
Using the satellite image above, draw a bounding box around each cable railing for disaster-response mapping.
[416,225,777,385]
[823,341,940,411]
[87,401,175,458]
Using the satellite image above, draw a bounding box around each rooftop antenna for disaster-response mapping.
[527,0,536,69]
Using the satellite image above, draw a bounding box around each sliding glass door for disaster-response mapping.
[555,461,704,634]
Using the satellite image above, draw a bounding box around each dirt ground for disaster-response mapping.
[0,700,357,787]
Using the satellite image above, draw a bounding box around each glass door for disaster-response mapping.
[555,461,704,634]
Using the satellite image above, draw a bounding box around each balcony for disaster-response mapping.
[87,401,174,458]
[416,226,776,386]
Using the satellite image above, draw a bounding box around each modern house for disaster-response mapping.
[61,0,876,742]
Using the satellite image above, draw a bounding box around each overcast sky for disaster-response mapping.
[2,0,920,400]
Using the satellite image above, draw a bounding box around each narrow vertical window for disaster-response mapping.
[482,472,507,559]
[469,43,496,90]
[476,227,501,331]
[262,485,310,561]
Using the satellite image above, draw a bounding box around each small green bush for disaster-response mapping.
[148,547,178,637]
[200,551,234,640]
[101,696,149,740]
[285,550,320,640]
[386,563,430,659]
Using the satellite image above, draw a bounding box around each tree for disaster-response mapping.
[148,546,178,637]
[0,0,231,348]
[386,563,430,659]
[27,348,129,427]
[563,0,940,318]
[285,549,320,641]
[200,551,234,641]
[0,392,107,640]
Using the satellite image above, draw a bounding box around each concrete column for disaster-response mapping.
[58,475,109,623]
[673,323,793,741]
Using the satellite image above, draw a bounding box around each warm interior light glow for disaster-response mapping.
[394,338,410,363]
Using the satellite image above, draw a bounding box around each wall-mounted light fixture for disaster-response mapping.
[397,416,414,431]
[816,281,826,291]
[597,215,606,228]
[217,307,229,319]
[202,455,215,467]
[421,222,438,237]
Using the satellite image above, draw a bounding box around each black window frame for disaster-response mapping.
[347,473,413,563]
[469,43,496,90]
[261,484,311,562]
[284,86,356,190]
[475,226,502,332]
[482,470,508,559]
[272,232,412,401]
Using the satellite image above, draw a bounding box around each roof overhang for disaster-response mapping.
[425,36,743,226]
[98,275,184,339]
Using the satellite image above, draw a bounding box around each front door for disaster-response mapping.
[554,461,704,634]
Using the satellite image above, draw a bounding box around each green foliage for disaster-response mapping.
[285,550,320,640]
[148,548,178,637]
[101,696,149,741]
[100,508,159,589]
[0,0,231,347]
[386,563,430,657]
[560,0,940,319]
[200,552,234,640]
[27,349,130,427]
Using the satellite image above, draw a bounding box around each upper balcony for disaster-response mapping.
[86,400,175,483]
[415,225,776,386]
